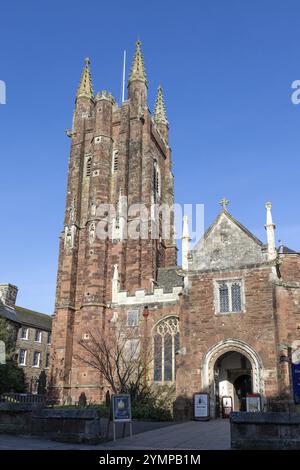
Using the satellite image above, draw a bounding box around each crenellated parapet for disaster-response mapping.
[111,264,182,305]
[112,286,182,306]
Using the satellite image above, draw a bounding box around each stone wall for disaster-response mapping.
[0,405,103,444]
[231,412,300,449]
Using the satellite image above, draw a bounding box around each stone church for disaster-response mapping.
[50,41,300,418]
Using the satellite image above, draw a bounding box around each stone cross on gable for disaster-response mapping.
[219,198,229,210]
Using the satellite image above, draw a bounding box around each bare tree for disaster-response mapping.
[75,317,153,398]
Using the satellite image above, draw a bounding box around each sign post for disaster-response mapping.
[111,394,132,441]
[246,393,261,412]
[193,393,210,421]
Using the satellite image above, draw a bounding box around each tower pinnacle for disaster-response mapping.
[128,40,147,86]
[182,215,191,270]
[154,85,169,126]
[77,57,94,100]
[265,201,276,260]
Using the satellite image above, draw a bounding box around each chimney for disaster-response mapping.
[0,284,18,308]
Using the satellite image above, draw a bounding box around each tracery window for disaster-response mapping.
[153,316,179,383]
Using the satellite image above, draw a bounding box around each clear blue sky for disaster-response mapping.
[1,0,300,313]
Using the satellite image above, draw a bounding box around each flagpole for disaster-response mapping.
[122,50,126,103]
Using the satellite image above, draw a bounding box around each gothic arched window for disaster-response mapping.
[153,316,179,383]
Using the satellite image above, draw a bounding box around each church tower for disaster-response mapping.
[50,42,177,402]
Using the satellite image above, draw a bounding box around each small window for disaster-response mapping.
[112,150,119,173]
[86,157,92,177]
[33,351,41,368]
[35,330,42,343]
[127,310,139,327]
[47,332,51,345]
[20,327,29,340]
[153,161,160,203]
[45,353,50,368]
[19,349,27,366]
[217,280,243,314]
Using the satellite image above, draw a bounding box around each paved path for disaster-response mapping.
[102,420,230,450]
[0,420,230,450]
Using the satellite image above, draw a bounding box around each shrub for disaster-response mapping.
[0,360,26,395]
[132,400,172,421]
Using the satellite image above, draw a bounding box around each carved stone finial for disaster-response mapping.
[128,40,147,85]
[77,57,94,100]
[154,84,168,126]
[219,198,229,210]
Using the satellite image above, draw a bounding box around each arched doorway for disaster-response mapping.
[214,351,252,416]
[202,339,264,417]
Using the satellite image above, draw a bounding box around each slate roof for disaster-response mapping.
[15,306,52,331]
[0,303,19,323]
[278,245,298,255]
[157,266,184,293]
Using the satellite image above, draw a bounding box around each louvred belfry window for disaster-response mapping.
[112,150,119,173]
[86,157,92,177]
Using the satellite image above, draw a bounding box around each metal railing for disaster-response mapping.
[0,393,46,404]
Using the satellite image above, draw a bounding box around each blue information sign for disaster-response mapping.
[292,362,300,404]
[112,394,132,422]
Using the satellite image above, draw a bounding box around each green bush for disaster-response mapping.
[132,400,172,421]
[0,360,26,395]
[53,403,110,418]
[53,386,175,422]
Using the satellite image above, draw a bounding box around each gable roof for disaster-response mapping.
[194,208,263,250]
[190,208,268,272]
[15,306,52,331]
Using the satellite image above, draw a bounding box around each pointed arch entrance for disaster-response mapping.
[202,339,264,417]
